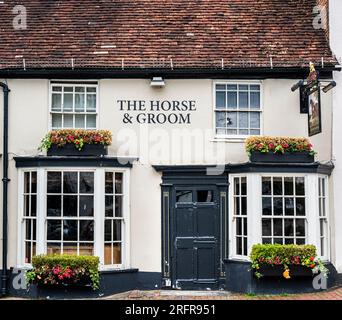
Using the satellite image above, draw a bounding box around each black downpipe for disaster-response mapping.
[0,82,10,296]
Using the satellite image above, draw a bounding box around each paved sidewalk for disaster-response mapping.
[104,286,342,300]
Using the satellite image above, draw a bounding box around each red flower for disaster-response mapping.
[268,143,275,150]
[75,140,79,145]
[58,274,64,280]
[310,264,315,269]
[310,256,315,262]
[281,142,289,149]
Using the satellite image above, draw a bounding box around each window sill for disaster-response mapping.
[211,136,247,143]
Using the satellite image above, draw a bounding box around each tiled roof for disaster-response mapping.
[0,0,337,70]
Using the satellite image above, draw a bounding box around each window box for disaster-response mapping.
[40,129,112,157]
[250,151,314,163]
[47,143,108,157]
[256,264,314,278]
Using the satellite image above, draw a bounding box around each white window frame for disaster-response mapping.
[317,175,330,261]
[49,81,99,130]
[228,173,330,262]
[212,80,263,141]
[17,167,130,271]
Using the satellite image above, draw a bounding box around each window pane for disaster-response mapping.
[285,198,294,216]
[243,218,248,236]
[86,115,96,129]
[241,177,247,195]
[249,112,260,129]
[25,220,31,240]
[87,87,96,93]
[105,172,114,194]
[284,177,294,195]
[75,115,85,128]
[31,172,37,193]
[295,177,305,195]
[80,172,94,193]
[63,93,73,111]
[47,172,62,193]
[79,243,94,256]
[63,172,78,193]
[239,92,248,108]
[47,195,62,216]
[243,237,247,256]
[227,92,237,109]
[296,198,306,216]
[115,173,123,194]
[52,93,62,111]
[284,219,294,236]
[262,197,272,215]
[24,195,30,216]
[63,243,77,255]
[197,190,213,202]
[47,220,62,240]
[86,94,96,111]
[31,197,37,216]
[234,197,240,215]
[273,197,283,215]
[52,114,63,128]
[241,197,247,215]
[52,86,62,92]
[64,114,73,128]
[47,243,61,255]
[296,238,305,245]
[113,243,122,264]
[273,219,283,236]
[113,220,122,241]
[262,177,272,195]
[250,129,260,135]
[79,220,94,241]
[64,87,73,93]
[262,219,272,236]
[236,237,242,255]
[227,84,237,90]
[250,85,260,91]
[239,85,248,91]
[216,91,226,109]
[105,196,114,217]
[227,112,237,128]
[262,238,272,244]
[75,93,85,112]
[250,92,260,109]
[63,195,78,217]
[216,84,226,90]
[105,220,112,241]
[176,190,192,202]
[239,112,248,128]
[234,178,240,195]
[24,172,30,193]
[273,177,283,195]
[79,196,94,216]
[115,196,123,217]
[63,220,77,241]
[236,218,242,236]
[216,112,226,129]
[296,219,306,237]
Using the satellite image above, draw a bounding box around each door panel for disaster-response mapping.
[171,186,220,289]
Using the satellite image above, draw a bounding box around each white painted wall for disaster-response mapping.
[330,0,342,273]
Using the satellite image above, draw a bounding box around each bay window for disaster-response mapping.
[229,173,330,260]
[18,168,130,269]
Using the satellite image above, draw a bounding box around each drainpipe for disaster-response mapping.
[0,82,10,296]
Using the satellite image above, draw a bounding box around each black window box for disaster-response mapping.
[257,265,314,278]
[47,144,108,157]
[250,151,314,163]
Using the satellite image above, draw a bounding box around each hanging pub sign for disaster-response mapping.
[300,62,322,136]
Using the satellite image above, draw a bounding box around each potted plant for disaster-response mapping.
[26,254,100,290]
[250,244,328,279]
[245,136,315,163]
[39,129,112,156]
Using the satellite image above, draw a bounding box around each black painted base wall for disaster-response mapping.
[224,260,339,295]
[5,269,162,299]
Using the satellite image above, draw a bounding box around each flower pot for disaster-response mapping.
[47,144,108,157]
[257,264,314,278]
[250,151,314,163]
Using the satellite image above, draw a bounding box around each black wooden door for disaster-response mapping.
[171,187,220,290]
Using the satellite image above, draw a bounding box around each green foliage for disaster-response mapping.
[26,254,100,290]
[250,244,328,278]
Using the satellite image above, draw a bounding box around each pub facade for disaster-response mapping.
[0,0,341,297]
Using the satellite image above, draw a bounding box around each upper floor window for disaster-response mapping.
[214,82,261,137]
[50,83,98,129]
